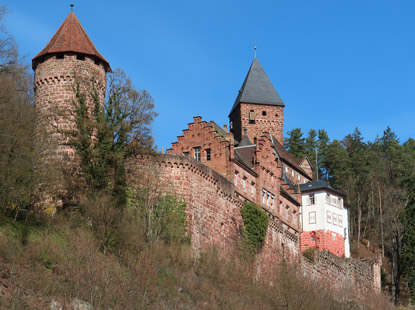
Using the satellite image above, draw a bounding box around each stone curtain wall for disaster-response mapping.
[127,154,380,294]
[301,250,381,296]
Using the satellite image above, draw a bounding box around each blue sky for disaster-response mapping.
[5,0,415,150]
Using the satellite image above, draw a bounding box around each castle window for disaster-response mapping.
[262,111,266,116]
[262,189,266,204]
[309,212,316,224]
[206,149,211,161]
[234,172,238,186]
[56,54,64,59]
[249,111,255,124]
[194,147,201,161]
[292,211,296,224]
[242,177,246,192]
[251,183,255,198]
[94,59,100,65]
[285,207,289,220]
[76,54,85,61]
[271,195,275,208]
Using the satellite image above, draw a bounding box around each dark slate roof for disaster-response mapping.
[33,12,111,72]
[270,135,311,179]
[234,145,256,170]
[229,58,284,115]
[238,135,253,147]
[299,181,345,197]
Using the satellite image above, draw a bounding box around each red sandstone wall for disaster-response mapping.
[126,153,380,295]
[301,250,381,296]
[301,230,345,257]
[127,154,299,265]
[230,103,284,145]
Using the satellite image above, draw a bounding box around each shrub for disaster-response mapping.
[241,201,268,255]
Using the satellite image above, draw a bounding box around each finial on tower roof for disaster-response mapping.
[254,42,257,58]
[70,4,74,12]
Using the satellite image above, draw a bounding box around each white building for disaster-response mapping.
[299,181,350,258]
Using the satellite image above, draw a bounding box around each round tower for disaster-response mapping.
[32,11,111,210]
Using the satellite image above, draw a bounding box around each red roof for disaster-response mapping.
[32,12,111,72]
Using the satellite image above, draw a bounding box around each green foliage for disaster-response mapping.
[401,194,415,303]
[241,201,268,255]
[284,128,305,159]
[129,190,188,244]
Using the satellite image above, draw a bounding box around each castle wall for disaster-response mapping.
[301,250,381,296]
[126,153,380,296]
[126,153,299,264]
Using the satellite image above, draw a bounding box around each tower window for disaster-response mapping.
[76,54,85,61]
[206,149,211,161]
[262,111,266,116]
[249,110,255,124]
[56,54,64,59]
[275,114,279,118]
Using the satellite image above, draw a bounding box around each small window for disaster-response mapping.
[194,147,201,161]
[285,167,288,173]
[338,215,343,227]
[242,177,246,192]
[311,235,315,242]
[325,194,330,204]
[333,213,338,226]
[292,211,296,224]
[332,233,337,241]
[275,114,279,118]
[56,54,64,59]
[94,59,100,65]
[309,212,316,224]
[76,54,85,61]
[251,183,255,198]
[304,179,306,184]
[327,211,332,224]
[298,175,301,181]
[183,152,189,157]
[271,195,275,208]
[285,207,289,220]
[292,170,294,177]
[262,111,266,116]
[309,194,315,205]
[206,149,211,161]
[262,189,266,204]
[234,172,238,186]
[249,110,256,124]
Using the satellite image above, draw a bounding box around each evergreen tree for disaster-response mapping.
[284,128,305,159]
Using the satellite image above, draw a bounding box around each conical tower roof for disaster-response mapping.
[32,12,111,72]
[229,58,284,115]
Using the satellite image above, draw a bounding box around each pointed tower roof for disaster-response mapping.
[229,58,284,115]
[32,12,111,72]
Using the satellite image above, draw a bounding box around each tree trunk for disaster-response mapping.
[378,182,385,261]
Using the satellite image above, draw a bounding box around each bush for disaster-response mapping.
[241,201,268,255]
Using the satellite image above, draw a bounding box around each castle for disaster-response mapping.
[32,10,380,294]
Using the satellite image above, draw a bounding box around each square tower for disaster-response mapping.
[229,58,285,145]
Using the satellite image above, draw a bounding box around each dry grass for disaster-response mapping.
[0,214,397,310]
